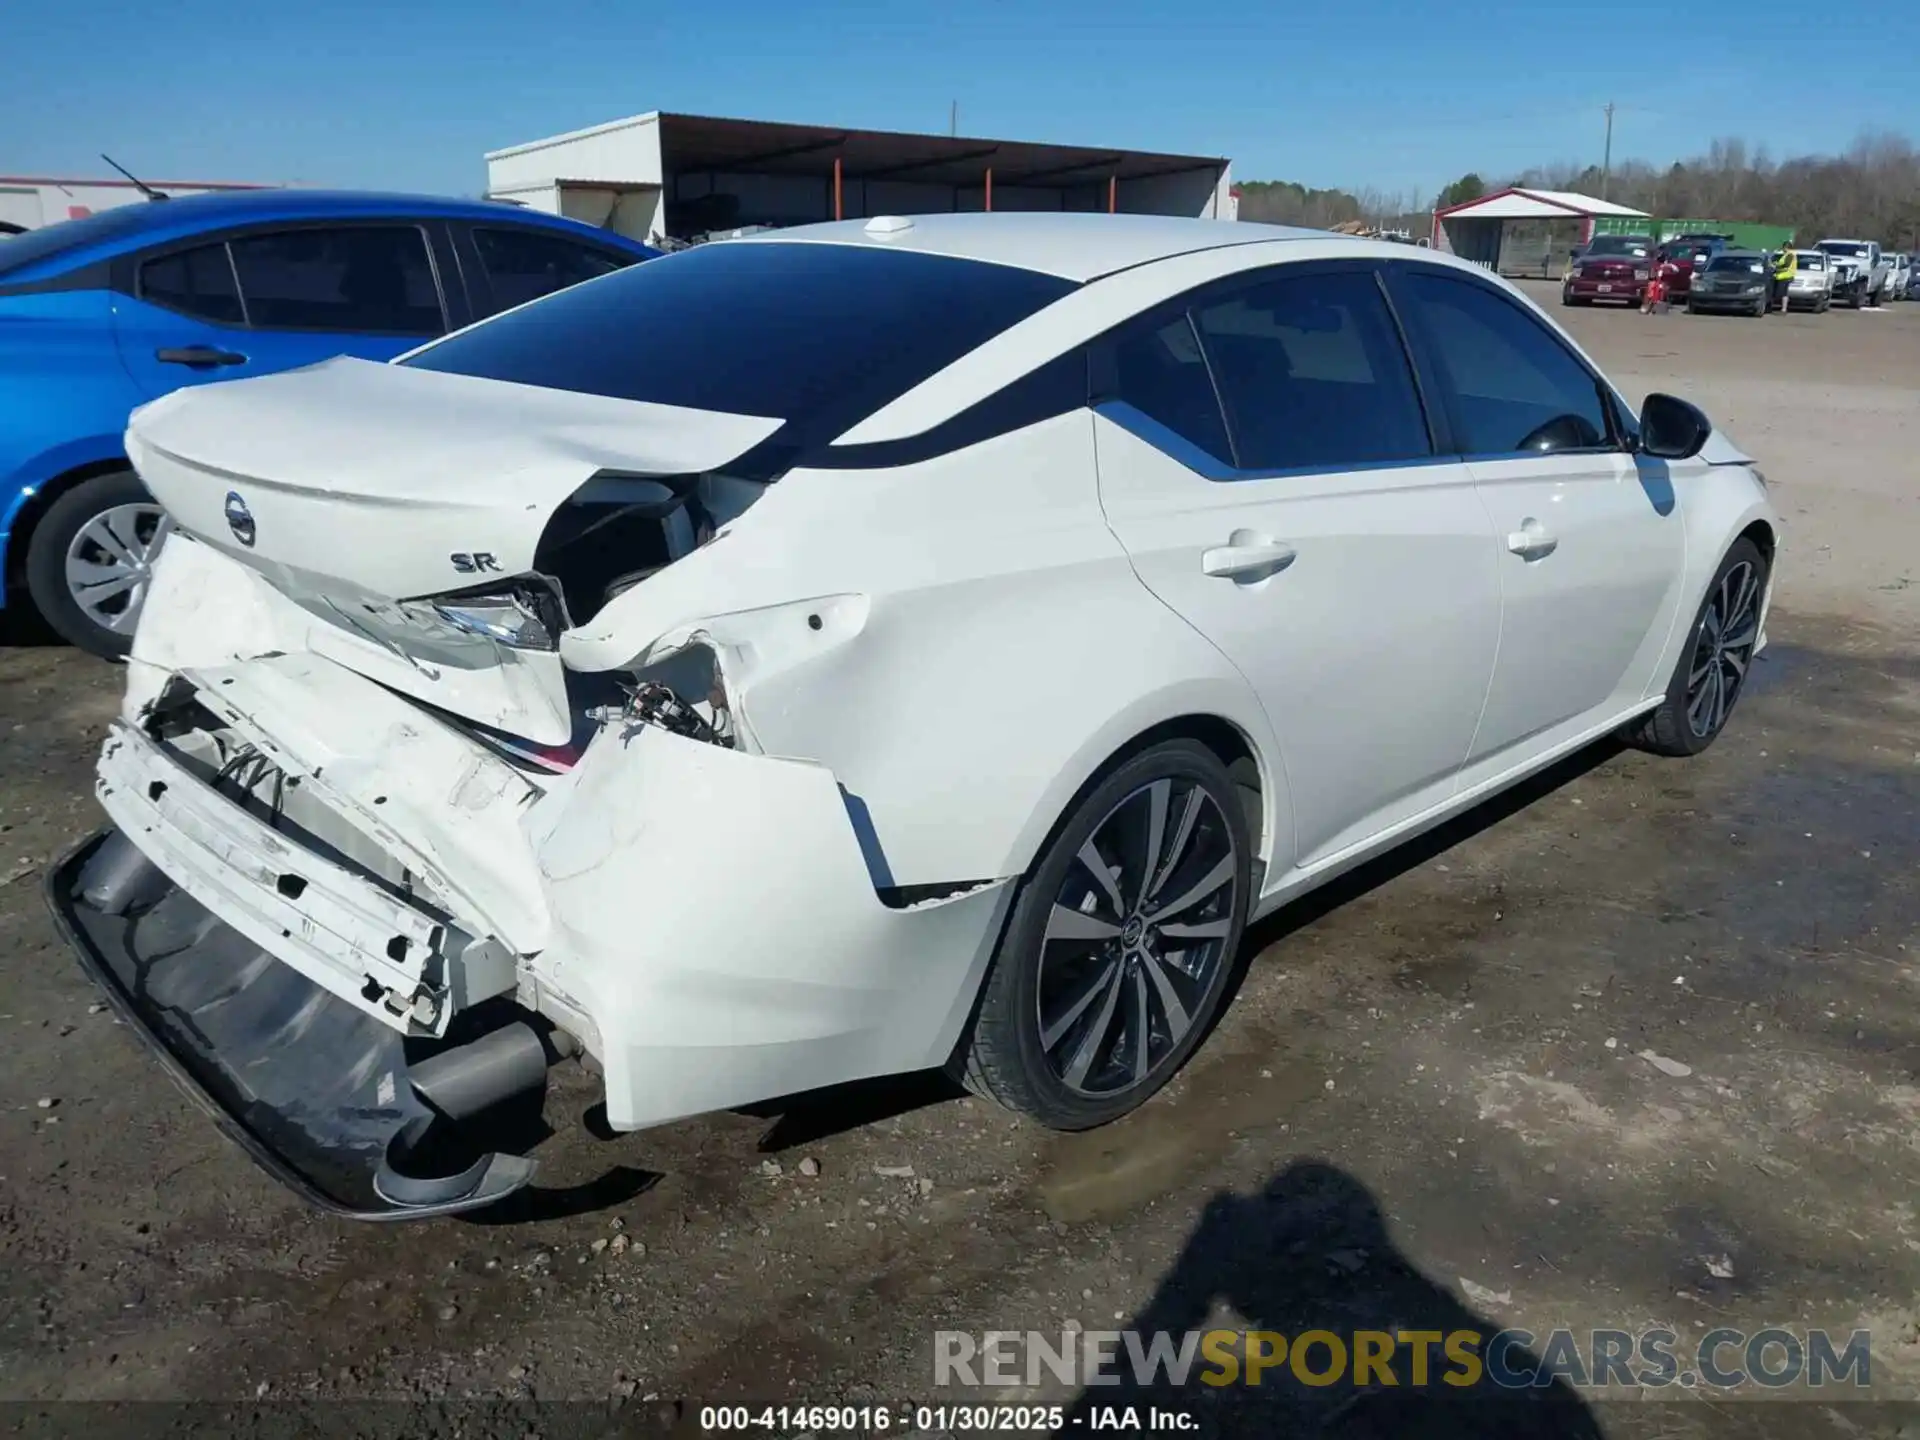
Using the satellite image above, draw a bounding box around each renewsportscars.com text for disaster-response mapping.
[935,1327,1872,1392]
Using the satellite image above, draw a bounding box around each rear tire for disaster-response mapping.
[958,740,1252,1130]
[22,469,169,661]
[1627,538,1768,758]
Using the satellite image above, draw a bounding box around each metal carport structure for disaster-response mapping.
[487,112,1236,244]
[1431,187,1649,278]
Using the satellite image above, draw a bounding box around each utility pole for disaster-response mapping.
[950,101,957,137]
[1600,102,1615,201]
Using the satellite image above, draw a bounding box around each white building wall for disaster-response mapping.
[1116,165,1232,219]
[0,186,44,229]
[0,181,272,230]
[487,113,664,191]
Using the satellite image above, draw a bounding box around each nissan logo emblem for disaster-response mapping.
[224,491,256,548]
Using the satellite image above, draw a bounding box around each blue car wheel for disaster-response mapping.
[23,469,172,659]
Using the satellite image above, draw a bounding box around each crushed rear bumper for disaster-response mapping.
[45,830,539,1220]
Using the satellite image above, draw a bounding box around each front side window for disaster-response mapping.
[1190,269,1430,472]
[472,227,630,313]
[1399,271,1611,456]
[404,241,1077,446]
[138,243,243,324]
[228,226,443,334]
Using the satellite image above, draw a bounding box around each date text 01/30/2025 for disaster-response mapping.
[697,1404,1197,1431]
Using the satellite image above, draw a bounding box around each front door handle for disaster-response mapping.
[156,345,247,367]
[1203,535,1297,582]
[1506,517,1558,560]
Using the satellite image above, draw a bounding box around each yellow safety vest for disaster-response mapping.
[1773,249,1797,281]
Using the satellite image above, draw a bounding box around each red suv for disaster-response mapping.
[1562,235,1654,306]
[1652,236,1731,302]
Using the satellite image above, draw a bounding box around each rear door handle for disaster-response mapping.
[1202,537,1297,582]
[1506,517,1558,560]
[156,345,247,367]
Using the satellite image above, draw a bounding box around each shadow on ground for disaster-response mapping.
[1052,1160,1604,1438]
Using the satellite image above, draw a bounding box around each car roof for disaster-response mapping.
[0,189,655,283]
[733,212,1334,282]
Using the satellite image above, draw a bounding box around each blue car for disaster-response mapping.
[0,190,656,656]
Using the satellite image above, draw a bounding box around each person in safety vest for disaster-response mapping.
[1771,246,1797,314]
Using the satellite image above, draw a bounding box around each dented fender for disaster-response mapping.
[520,722,1015,1131]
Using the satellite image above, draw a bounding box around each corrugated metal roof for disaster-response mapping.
[1436,187,1649,221]
[1519,189,1649,217]
[489,111,1227,188]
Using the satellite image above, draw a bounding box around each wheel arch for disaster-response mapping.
[1737,516,1776,568]
[3,453,135,600]
[1000,705,1283,891]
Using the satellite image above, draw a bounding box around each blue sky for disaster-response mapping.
[6,0,1916,199]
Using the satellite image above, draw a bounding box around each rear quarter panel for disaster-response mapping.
[0,290,146,592]
[565,412,1288,889]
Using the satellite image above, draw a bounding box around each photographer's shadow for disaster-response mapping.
[1058,1160,1606,1438]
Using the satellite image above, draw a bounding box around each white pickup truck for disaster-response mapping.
[1814,239,1890,308]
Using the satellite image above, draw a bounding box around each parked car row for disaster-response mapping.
[0,191,658,656]
[33,209,1779,1216]
[1562,232,1916,314]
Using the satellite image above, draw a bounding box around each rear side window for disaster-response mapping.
[1191,270,1430,471]
[1107,314,1234,465]
[1398,271,1610,455]
[229,226,443,334]
[139,244,243,324]
[472,227,629,314]
[403,241,1076,443]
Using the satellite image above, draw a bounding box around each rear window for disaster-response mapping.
[1586,237,1650,258]
[0,204,162,280]
[403,241,1077,438]
[1706,255,1764,273]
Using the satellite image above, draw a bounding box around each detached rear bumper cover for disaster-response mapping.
[46,832,535,1219]
[50,648,1018,1214]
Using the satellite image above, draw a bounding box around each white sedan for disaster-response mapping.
[52,214,1779,1217]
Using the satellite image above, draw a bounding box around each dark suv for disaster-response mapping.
[1686,251,1772,316]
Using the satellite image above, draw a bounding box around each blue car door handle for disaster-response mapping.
[156,345,247,367]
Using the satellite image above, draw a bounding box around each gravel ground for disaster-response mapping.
[1,292,1917,1438]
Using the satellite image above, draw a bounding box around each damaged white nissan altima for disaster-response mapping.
[48,213,1778,1217]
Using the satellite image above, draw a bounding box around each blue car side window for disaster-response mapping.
[139,244,244,326]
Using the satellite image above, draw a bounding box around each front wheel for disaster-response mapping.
[22,469,172,660]
[1627,538,1768,758]
[957,740,1252,1129]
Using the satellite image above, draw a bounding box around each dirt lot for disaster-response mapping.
[2,293,1917,1437]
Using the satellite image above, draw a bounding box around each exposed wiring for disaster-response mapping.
[213,743,286,830]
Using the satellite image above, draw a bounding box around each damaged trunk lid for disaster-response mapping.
[128,356,782,744]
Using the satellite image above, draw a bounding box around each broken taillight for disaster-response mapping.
[393,579,568,653]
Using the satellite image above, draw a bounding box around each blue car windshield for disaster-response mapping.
[402,240,1078,433]
[0,205,165,279]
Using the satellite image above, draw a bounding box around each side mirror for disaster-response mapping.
[1638,393,1711,460]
